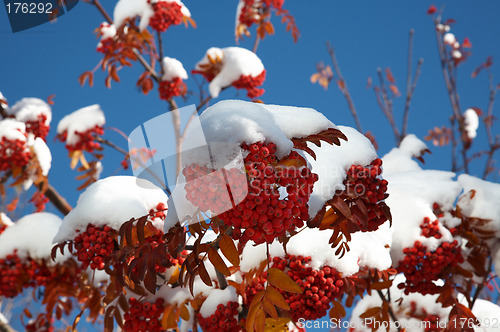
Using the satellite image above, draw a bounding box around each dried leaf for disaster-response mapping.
[219,234,240,266]
[264,286,290,310]
[208,248,231,276]
[267,268,302,293]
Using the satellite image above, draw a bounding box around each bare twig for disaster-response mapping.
[40,182,73,216]
[376,68,400,143]
[482,72,499,179]
[376,290,401,332]
[326,41,363,133]
[157,31,165,77]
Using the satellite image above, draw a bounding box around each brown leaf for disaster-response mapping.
[264,286,290,310]
[219,234,240,266]
[359,306,381,319]
[198,261,213,286]
[267,268,302,293]
[208,248,231,276]
[261,297,279,320]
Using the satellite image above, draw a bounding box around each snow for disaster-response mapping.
[114,0,191,31]
[240,224,392,276]
[382,140,462,264]
[162,57,188,81]
[56,104,105,146]
[0,91,6,106]
[99,22,116,39]
[443,32,456,45]
[6,97,51,125]
[0,118,27,142]
[199,287,238,318]
[471,300,500,332]
[0,213,64,263]
[0,213,13,227]
[53,176,168,243]
[194,47,265,97]
[305,125,377,218]
[464,108,479,139]
[458,174,500,236]
[452,50,462,59]
[382,134,428,175]
[32,136,52,176]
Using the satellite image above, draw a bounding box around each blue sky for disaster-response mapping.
[1,0,500,330]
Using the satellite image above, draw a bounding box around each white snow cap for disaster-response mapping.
[6,97,51,125]
[0,91,6,106]
[458,174,500,236]
[99,22,116,39]
[162,57,188,81]
[443,32,456,45]
[464,108,479,139]
[382,134,428,175]
[32,136,52,176]
[0,213,63,262]
[0,213,14,227]
[0,118,27,142]
[53,176,168,243]
[57,104,105,146]
[194,47,265,98]
[382,140,462,264]
[199,287,238,318]
[114,0,190,31]
[240,224,392,276]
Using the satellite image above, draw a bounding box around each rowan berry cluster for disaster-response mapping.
[25,114,50,140]
[96,37,114,54]
[341,158,389,233]
[96,22,119,55]
[231,70,266,99]
[123,297,165,332]
[73,224,117,270]
[243,275,267,306]
[30,191,49,213]
[158,77,187,101]
[272,255,344,321]
[148,0,184,33]
[198,302,241,332]
[397,240,463,295]
[238,0,284,27]
[211,142,316,244]
[0,251,52,298]
[57,125,104,153]
[0,137,31,172]
[420,217,442,239]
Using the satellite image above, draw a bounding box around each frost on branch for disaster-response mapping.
[463,108,480,140]
[113,0,191,31]
[6,97,52,140]
[158,56,188,101]
[193,47,266,98]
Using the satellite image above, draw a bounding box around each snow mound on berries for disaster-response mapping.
[0,213,13,227]
[464,109,479,139]
[350,274,449,332]
[56,104,105,146]
[194,47,265,98]
[53,176,168,242]
[114,0,190,31]
[162,57,188,81]
[32,136,52,176]
[382,134,428,174]
[240,225,392,276]
[305,125,377,217]
[382,140,462,264]
[0,118,27,141]
[192,100,334,164]
[458,174,500,235]
[0,91,6,104]
[471,300,500,331]
[0,213,63,262]
[7,97,51,125]
[199,287,238,318]
[100,22,116,39]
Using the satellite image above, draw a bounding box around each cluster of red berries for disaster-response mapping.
[96,38,115,54]
[0,251,52,298]
[57,125,104,153]
[123,297,165,332]
[184,142,317,244]
[397,239,463,295]
[340,158,389,233]
[74,224,117,270]
[25,114,50,140]
[198,302,240,332]
[232,70,266,99]
[272,255,344,321]
[158,77,187,101]
[148,0,184,32]
[420,217,442,239]
[0,137,31,172]
[183,165,246,215]
[238,0,284,27]
[243,275,267,306]
[30,191,49,212]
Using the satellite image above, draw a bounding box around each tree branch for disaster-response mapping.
[326,41,363,133]
[40,182,72,216]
